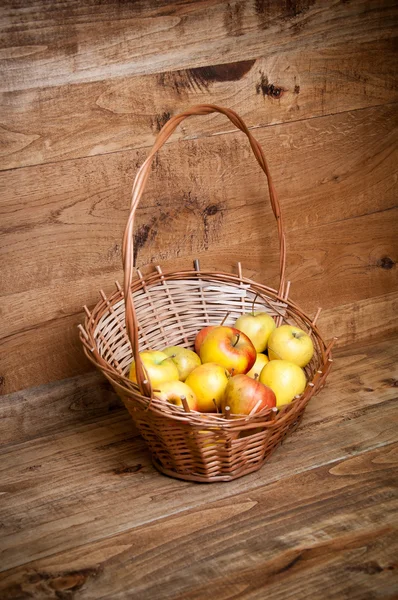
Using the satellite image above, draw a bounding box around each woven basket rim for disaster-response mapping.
[80,266,334,429]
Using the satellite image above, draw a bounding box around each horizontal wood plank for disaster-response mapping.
[1,38,397,170]
[0,371,124,448]
[0,0,396,93]
[0,338,397,571]
[1,443,396,599]
[318,291,398,348]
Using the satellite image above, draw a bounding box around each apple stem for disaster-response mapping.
[160,356,172,364]
[180,395,190,413]
[254,373,259,380]
[220,312,230,326]
[224,406,231,419]
[212,399,219,413]
[232,333,240,348]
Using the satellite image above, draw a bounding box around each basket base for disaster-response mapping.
[151,456,266,483]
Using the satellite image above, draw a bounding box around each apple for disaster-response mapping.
[199,326,256,375]
[221,374,276,415]
[246,353,269,379]
[197,430,224,449]
[154,380,198,411]
[185,363,230,412]
[259,359,307,407]
[234,312,276,352]
[194,325,216,354]
[129,350,179,388]
[162,346,201,381]
[267,324,314,367]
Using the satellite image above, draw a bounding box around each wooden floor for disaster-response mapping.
[0,336,397,599]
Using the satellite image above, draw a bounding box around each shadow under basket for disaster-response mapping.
[79,105,335,483]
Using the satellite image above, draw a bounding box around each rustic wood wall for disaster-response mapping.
[0,0,397,395]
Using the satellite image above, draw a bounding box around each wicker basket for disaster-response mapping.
[79,105,335,483]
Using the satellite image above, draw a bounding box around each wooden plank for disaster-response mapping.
[0,371,124,448]
[1,37,397,170]
[0,337,397,571]
[319,291,398,348]
[0,313,93,396]
[0,444,396,599]
[0,0,396,93]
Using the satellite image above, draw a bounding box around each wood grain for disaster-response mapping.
[2,104,396,298]
[1,103,396,393]
[1,0,396,93]
[0,371,124,448]
[1,445,396,600]
[0,338,397,572]
[1,38,397,170]
[318,291,398,348]
[0,338,397,599]
[0,1,397,593]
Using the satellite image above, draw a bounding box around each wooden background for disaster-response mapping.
[0,0,397,395]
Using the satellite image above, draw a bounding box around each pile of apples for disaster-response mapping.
[129,311,315,417]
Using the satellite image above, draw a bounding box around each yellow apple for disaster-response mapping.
[259,359,307,407]
[185,363,229,412]
[129,350,179,388]
[197,430,224,449]
[246,353,269,379]
[268,325,314,367]
[199,326,256,375]
[162,346,201,381]
[234,312,276,352]
[154,380,198,411]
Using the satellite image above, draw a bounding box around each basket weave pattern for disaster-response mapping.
[79,105,334,483]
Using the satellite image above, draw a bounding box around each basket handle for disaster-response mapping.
[122,104,286,397]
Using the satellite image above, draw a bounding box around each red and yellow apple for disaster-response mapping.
[129,350,179,388]
[221,374,276,415]
[268,325,314,367]
[162,346,201,381]
[185,362,230,412]
[194,325,215,355]
[234,312,276,352]
[259,359,306,407]
[154,380,198,411]
[246,353,269,379]
[199,326,256,375]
